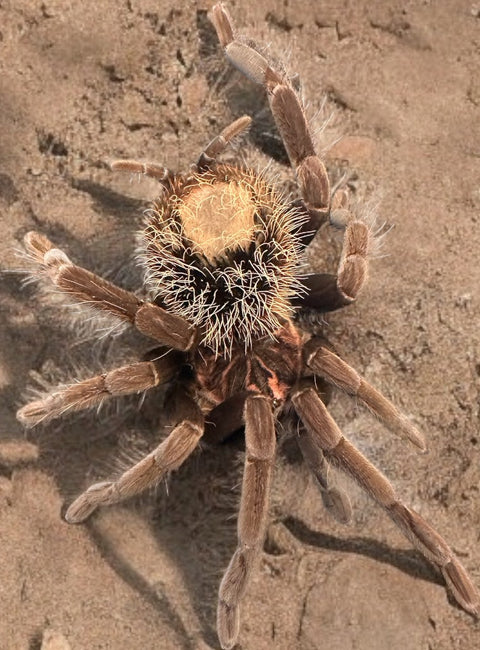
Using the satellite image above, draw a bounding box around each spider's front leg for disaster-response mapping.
[292,385,480,615]
[66,386,204,523]
[24,231,197,350]
[217,394,276,649]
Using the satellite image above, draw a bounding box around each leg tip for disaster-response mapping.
[321,486,353,525]
[16,402,45,428]
[23,231,53,261]
[64,481,112,523]
[442,559,480,616]
[217,601,240,650]
[65,499,96,524]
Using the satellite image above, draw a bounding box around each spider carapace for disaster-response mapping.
[17,4,479,649]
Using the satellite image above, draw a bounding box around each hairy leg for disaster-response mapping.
[292,385,479,615]
[197,115,252,171]
[210,4,330,219]
[334,211,373,302]
[66,387,204,523]
[17,353,181,426]
[305,340,426,449]
[293,272,354,313]
[294,214,372,312]
[24,231,197,350]
[211,4,371,305]
[110,159,170,181]
[217,394,276,649]
[297,419,352,524]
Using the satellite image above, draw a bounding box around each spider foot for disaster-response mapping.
[442,559,479,616]
[17,400,50,427]
[65,481,115,523]
[217,601,240,650]
[320,486,352,525]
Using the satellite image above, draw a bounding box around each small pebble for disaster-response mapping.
[328,135,376,167]
[41,629,72,650]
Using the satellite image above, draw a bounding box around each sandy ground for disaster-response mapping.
[1,1,480,649]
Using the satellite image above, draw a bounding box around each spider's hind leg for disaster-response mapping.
[212,4,375,305]
[211,4,330,216]
[66,385,204,523]
[292,385,480,615]
[22,231,197,351]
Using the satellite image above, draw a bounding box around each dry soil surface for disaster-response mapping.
[1,1,480,650]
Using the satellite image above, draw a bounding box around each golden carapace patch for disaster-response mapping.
[178,180,256,260]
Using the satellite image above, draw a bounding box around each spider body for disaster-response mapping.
[194,320,303,411]
[17,4,478,650]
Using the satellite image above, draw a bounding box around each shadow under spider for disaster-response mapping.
[84,522,197,650]
[72,435,245,649]
[283,514,445,588]
[70,177,146,220]
[70,433,461,650]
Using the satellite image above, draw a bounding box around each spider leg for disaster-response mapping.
[292,385,480,615]
[293,273,354,313]
[297,418,352,524]
[17,354,181,427]
[217,394,276,649]
[24,231,197,350]
[212,4,372,302]
[65,386,204,523]
[305,341,426,450]
[334,210,372,302]
[196,115,252,172]
[210,4,330,216]
[294,211,371,312]
[203,391,248,445]
[301,201,372,311]
[292,199,330,247]
[110,159,170,182]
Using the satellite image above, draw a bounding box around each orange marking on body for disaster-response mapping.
[267,374,289,401]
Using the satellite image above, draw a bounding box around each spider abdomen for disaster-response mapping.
[140,165,306,354]
[177,179,256,261]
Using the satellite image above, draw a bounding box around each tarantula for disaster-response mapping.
[17,4,478,649]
